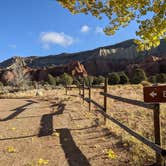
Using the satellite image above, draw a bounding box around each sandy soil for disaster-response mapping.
[0,93,130,166]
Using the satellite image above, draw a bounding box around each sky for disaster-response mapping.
[0,0,138,62]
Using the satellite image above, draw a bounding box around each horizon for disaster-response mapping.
[0,0,139,62]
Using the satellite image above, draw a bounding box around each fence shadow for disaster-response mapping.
[56,128,90,166]
[38,101,66,137]
[0,100,37,121]
[0,134,37,141]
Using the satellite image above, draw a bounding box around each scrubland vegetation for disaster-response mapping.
[0,68,165,165]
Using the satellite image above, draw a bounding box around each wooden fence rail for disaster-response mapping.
[67,78,166,165]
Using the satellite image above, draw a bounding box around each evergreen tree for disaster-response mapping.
[118,72,129,84]
[156,73,166,83]
[108,72,120,85]
[131,69,147,84]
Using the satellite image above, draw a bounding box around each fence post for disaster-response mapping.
[89,85,91,112]
[153,104,164,166]
[103,77,108,125]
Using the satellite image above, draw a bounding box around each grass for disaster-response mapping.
[0,84,165,165]
[89,84,166,165]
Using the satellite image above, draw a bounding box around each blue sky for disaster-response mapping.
[0,0,138,62]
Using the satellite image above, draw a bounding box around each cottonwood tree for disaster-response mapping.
[57,0,166,50]
[12,64,30,90]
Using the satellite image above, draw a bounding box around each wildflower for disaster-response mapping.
[123,143,128,147]
[107,149,117,159]
[37,158,49,165]
[7,146,16,153]
[52,132,59,137]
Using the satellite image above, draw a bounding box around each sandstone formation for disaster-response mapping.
[126,56,166,77]
[0,39,165,82]
[0,61,87,84]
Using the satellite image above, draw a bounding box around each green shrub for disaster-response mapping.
[93,76,105,85]
[108,72,120,85]
[48,74,56,86]
[131,69,147,84]
[0,82,3,87]
[60,73,73,86]
[77,76,84,85]
[148,75,157,84]
[118,72,129,84]
[73,77,80,86]
[55,76,61,85]
[84,76,94,86]
[156,73,166,83]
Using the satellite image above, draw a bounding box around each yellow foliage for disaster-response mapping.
[57,0,166,50]
[7,146,16,153]
[37,158,49,165]
[107,149,117,159]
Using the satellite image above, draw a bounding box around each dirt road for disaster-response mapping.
[0,94,130,166]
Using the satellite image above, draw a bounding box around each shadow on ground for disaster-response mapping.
[38,101,66,137]
[0,100,37,121]
[56,128,90,166]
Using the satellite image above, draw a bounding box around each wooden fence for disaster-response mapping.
[66,79,166,166]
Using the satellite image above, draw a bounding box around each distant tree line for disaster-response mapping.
[46,69,166,87]
[0,69,165,89]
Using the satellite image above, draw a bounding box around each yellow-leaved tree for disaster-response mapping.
[57,0,166,50]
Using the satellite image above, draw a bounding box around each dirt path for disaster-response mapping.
[0,95,130,166]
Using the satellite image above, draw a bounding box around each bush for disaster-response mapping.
[156,73,166,83]
[0,82,3,87]
[48,74,56,86]
[55,76,61,85]
[93,76,105,85]
[73,77,80,86]
[77,76,84,85]
[131,69,147,84]
[108,72,120,85]
[60,73,73,86]
[148,75,157,84]
[84,76,94,86]
[118,72,129,84]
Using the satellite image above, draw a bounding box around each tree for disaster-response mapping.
[156,73,166,83]
[93,76,105,85]
[48,74,56,86]
[0,82,3,87]
[73,77,80,86]
[57,0,166,50]
[84,76,94,86]
[12,64,30,89]
[60,73,73,86]
[108,72,120,85]
[148,75,157,84]
[118,72,129,84]
[131,69,147,84]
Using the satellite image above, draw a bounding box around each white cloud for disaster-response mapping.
[8,44,16,49]
[81,25,90,33]
[40,32,74,48]
[95,26,104,34]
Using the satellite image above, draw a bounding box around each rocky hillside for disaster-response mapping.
[0,39,166,76]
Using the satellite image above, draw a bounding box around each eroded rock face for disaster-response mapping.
[1,70,15,84]
[66,61,87,77]
[0,61,88,84]
[126,56,166,77]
